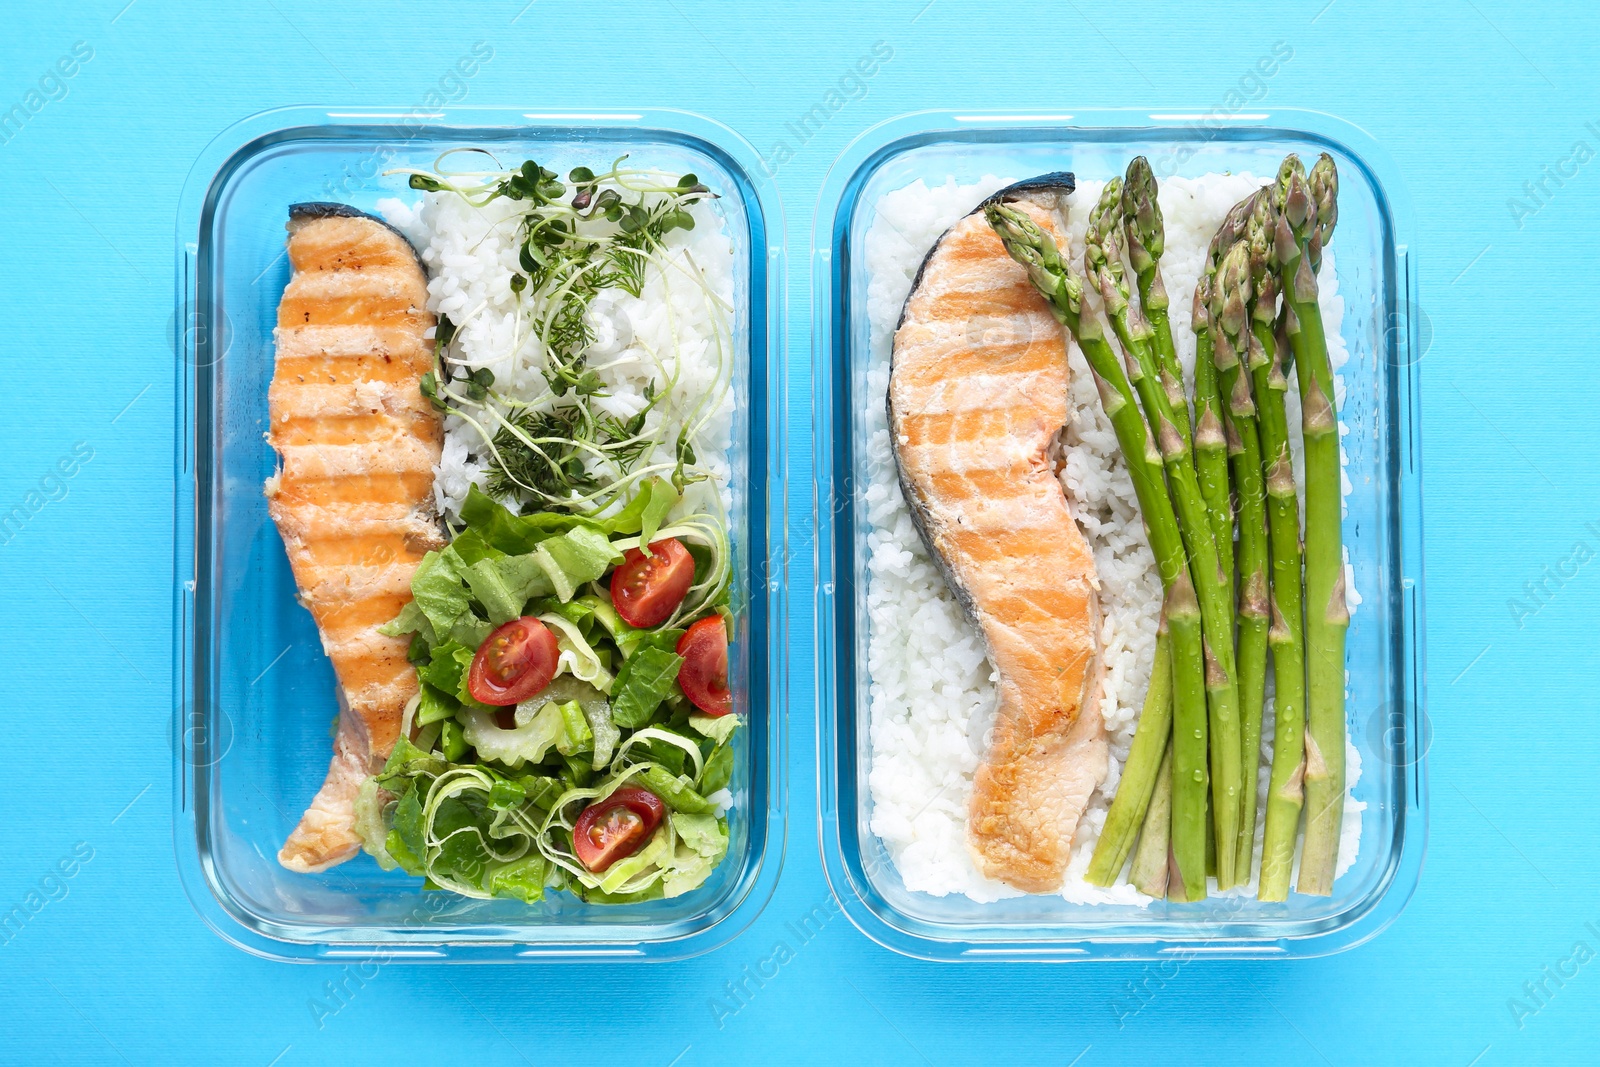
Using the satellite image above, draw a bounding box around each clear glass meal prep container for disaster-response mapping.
[173,107,786,962]
[813,109,1425,961]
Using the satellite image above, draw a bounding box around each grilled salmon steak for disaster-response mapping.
[888,182,1106,894]
[267,204,443,873]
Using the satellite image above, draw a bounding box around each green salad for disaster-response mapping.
[354,482,736,903]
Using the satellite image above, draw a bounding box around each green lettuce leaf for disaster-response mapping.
[416,682,459,726]
[637,765,713,814]
[353,777,398,871]
[464,553,553,624]
[378,600,436,643]
[384,827,424,875]
[487,853,547,904]
[534,526,621,602]
[513,774,566,811]
[618,624,685,662]
[406,548,473,637]
[391,786,427,865]
[610,646,684,728]
[440,718,469,761]
[445,526,504,566]
[486,777,526,810]
[379,735,441,781]
[605,477,680,544]
[662,813,728,897]
[460,484,599,554]
[699,742,735,795]
[447,613,493,650]
[644,735,688,777]
[689,712,740,745]
[673,813,728,857]
[416,641,470,696]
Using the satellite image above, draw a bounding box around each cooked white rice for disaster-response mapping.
[862,173,1364,905]
[378,181,736,525]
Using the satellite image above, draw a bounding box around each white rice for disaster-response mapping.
[862,174,1364,905]
[378,182,736,524]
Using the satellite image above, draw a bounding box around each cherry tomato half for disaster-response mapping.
[609,538,695,629]
[572,787,667,873]
[676,615,732,716]
[467,616,561,706]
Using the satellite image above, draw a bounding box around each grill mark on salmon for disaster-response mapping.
[268,204,443,874]
[887,181,1108,894]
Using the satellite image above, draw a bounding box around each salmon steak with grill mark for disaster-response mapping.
[267,203,444,874]
[887,181,1106,894]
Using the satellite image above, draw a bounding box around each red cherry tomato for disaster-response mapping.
[467,617,560,706]
[610,538,695,629]
[676,615,732,716]
[572,787,667,872]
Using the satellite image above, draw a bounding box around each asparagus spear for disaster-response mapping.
[1086,628,1173,886]
[1192,260,1234,639]
[1212,231,1272,885]
[1085,181,1243,890]
[1130,740,1174,898]
[1121,157,1190,440]
[984,200,1208,900]
[1194,195,1256,621]
[1249,192,1308,901]
[1276,154,1347,896]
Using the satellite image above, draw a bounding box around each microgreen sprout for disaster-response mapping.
[389,152,731,518]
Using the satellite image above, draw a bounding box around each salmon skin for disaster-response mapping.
[267,203,443,873]
[887,177,1107,894]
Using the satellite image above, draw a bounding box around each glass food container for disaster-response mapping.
[813,109,1425,961]
[174,107,786,962]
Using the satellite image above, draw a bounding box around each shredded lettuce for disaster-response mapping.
[539,612,614,691]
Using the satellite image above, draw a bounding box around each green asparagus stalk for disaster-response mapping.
[1194,193,1256,627]
[1086,181,1243,891]
[1121,157,1190,440]
[1086,628,1173,885]
[1250,191,1308,901]
[984,199,1208,900]
[1192,262,1234,636]
[1129,740,1174,898]
[1276,154,1348,896]
[1212,232,1271,886]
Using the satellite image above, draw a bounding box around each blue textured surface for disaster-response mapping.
[3,1,1597,1063]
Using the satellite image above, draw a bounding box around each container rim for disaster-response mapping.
[811,108,1427,961]
[173,106,788,962]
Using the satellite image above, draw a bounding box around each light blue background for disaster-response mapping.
[3,1,1595,1063]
